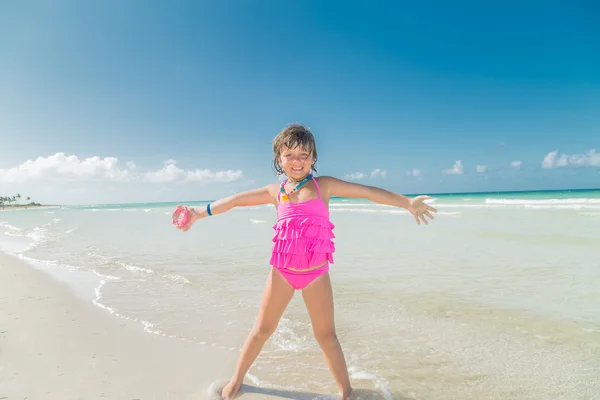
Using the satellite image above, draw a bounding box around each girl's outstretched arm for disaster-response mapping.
[176,184,279,231]
[320,176,437,225]
[194,184,278,217]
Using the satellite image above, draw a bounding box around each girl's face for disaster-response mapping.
[279,145,313,180]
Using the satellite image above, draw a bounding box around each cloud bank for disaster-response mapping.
[343,169,387,180]
[542,149,599,169]
[0,153,244,184]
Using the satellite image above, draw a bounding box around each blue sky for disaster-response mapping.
[1,0,599,205]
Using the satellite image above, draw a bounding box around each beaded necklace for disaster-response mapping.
[280,174,313,202]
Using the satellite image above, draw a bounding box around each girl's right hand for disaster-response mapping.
[174,205,200,232]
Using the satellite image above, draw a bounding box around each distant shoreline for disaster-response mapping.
[0,204,60,211]
[5,187,598,209]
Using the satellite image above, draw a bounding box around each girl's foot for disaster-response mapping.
[221,380,242,400]
[341,388,355,400]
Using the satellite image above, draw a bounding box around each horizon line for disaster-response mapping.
[45,186,600,207]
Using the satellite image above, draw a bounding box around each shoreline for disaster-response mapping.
[0,252,234,400]
[0,252,353,400]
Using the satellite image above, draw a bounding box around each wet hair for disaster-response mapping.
[272,123,318,175]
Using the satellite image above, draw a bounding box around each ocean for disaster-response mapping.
[1,189,599,399]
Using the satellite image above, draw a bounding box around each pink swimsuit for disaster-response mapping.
[270,177,335,290]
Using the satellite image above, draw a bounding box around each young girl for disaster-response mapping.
[175,124,437,399]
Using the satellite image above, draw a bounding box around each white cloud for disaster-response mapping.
[476,165,487,173]
[143,162,243,183]
[442,160,464,175]
[143,163,186,183]
[344,169,386,180]
[0,153,244,185]
[0,153,132,183]
[542,149,600,169]
[163,159,177,165]
[510,161,522,169]
[370,169,387,178]
[542,150,560,169]
[406,168,421,177]
[343,172,367,180]
[185,169,244,182]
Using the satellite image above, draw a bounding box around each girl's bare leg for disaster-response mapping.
[302,272,352,399]
[221,268,295,399]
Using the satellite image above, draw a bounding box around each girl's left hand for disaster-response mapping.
[409,196,438,225]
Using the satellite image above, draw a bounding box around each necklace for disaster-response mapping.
[280,174,313,201]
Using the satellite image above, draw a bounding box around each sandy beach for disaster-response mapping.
[1,196,599,399]
[0,252,236,400]
[0,252,371,400]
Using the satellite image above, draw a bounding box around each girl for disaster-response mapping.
[175,124,437,399]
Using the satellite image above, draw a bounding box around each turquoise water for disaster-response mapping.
[1,189,599,399]
[65,188,600,209]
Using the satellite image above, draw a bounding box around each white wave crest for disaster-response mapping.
[485,198,600,205]
[0,221,22,233]
[164,273,191,284]
[434,203,600,210]
[116,261,155,275]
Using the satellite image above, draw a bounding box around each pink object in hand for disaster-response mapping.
[172,205,189,228]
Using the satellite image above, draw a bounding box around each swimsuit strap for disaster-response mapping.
[277,179,288,203]
[312,176,321,199]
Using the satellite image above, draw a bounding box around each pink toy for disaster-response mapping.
[172,205,189,228]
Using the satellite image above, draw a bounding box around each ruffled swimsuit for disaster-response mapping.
[269,176,335,290]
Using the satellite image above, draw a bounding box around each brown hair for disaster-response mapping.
[272,123,318,175]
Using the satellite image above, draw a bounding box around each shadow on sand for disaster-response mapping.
[192,380,414,400]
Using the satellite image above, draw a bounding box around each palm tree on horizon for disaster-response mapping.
[0,194,34,208]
